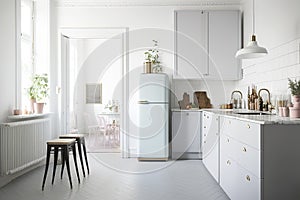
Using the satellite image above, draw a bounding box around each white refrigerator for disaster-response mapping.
[137,73,169,161]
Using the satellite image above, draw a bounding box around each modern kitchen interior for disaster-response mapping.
[1,0,300,200]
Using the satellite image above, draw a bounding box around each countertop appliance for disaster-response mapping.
[137,73,169,161]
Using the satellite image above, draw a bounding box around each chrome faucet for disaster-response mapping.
[258,88,271,111]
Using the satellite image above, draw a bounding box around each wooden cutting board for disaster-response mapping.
[194,91,212,109]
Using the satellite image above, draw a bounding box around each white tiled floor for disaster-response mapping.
[0,153,229,200]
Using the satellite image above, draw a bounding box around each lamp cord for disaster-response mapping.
[253,0,255,35]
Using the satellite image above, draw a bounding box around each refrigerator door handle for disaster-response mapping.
[138,100,149,104]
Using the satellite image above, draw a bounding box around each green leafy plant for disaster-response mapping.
[288,78,300,96]
[144,40,162,72]
[27,85,36,99]
[27,74,49,102]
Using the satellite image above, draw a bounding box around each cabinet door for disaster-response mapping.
[202,112,219,182]
[174,10,209,79]
[208,10,241,80]
[172,112,201,159]
[220,154,260,200]
[220,121,261,200]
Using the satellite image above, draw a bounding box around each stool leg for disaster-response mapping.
[64,146,73,189]
[77,139,86,177]
[82,138,90,174]
[42,145,51,190]
[60,149,65,179]
[51,147,59,184]
[72,143,81,183]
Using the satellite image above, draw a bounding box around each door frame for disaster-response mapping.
[59,27,129,158]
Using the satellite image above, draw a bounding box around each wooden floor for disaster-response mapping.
[0,153,229,200]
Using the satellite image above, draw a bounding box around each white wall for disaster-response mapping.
[0,0,17,122]
[236,0,300,103]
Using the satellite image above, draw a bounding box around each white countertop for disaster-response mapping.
[171,108,300,125]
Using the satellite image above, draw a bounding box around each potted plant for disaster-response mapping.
[27,85,37,113]
[288,78,300,118]
[144,40,162,73]
[29,74,49,114]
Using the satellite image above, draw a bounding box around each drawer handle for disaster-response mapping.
[204,141,206,144]
[226,160,231,165]
[207,116,209,119]
[246,175,251,181]
[227,138,230,143]
[204,134,207,136]
[204,114,206,117]
[247,124,251,129]
[242,147,247,152]
[204,126,206,129]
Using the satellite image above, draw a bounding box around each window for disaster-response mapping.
[21,0,35,111]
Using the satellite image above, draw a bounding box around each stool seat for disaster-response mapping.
[47,139,76,145]
[59,134,85,138]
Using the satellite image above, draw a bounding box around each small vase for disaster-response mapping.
[144,61,152,73]
[152,64,162,73]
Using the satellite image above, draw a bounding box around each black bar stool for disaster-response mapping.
[59,134,90,177]
[42,139,80,190]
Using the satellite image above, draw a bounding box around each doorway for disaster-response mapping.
[60,28,129,157]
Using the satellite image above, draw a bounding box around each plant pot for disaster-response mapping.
[292,95,300,108]
[144,61,152,73]
[30,98,36,113]
[289,107,300,118]
[35,103,44,114]
[293,95,300,103]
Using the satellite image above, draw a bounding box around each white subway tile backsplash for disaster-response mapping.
[236,38,300,95]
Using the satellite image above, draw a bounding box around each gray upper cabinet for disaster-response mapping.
[174,10,241,80]
[208,11,241,80]
[174,10,209,79]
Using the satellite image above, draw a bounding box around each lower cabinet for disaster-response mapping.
[220,116,261,200]
[202,113,300,200]
[220,153,260,200]
[171,111,201,159]
[202,111,219,182]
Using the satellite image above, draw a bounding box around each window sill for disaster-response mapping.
[7,113,52,122]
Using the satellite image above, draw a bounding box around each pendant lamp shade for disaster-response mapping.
[235,0,268,59]
[235,35,268,59]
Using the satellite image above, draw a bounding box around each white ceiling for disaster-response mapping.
[54,0,242,7]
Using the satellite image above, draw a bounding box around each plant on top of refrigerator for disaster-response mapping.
[144,40,162,73]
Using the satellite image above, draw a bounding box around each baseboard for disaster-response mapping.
[0,160,45,188]
[172,152,202,160]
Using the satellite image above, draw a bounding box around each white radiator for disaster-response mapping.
[0,118,50,175]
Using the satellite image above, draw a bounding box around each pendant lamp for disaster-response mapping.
[236,0,268,59]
